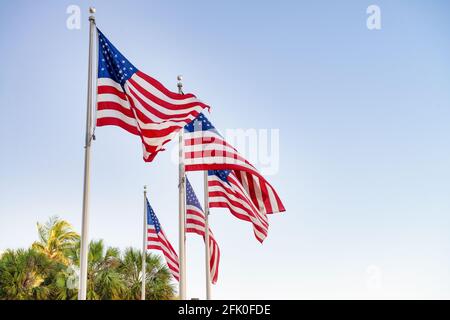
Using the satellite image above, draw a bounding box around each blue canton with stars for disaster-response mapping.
[146,199,161,233]
[185,177,203,211]
[208,170,232,185]
[184,113,221,136]
[97,29,137,88]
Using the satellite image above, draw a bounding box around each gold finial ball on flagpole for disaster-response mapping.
[89,7,96,14]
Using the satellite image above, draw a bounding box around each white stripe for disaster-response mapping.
[252,176,267,214]
[266,184,280,213]
[238,171,250,195]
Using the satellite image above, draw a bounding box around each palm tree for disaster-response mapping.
[68,239,125,300]
[0,248,52,300]
[118,248,176,300]
[32,216,79,265]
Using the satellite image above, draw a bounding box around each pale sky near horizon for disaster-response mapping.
[1,0,450,299]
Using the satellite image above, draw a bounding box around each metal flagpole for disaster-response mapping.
[141,185,148,300]
[177,75,187,300]
[78,7,97,300]
[203,171,212,300]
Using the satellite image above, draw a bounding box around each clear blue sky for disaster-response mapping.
[1,0,450,299]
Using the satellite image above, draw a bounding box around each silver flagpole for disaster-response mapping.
[177,75,187,300]
[203,171,212,300]
[141,185,148,300]
[78,7,97,301]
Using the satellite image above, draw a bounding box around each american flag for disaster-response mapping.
[96,29,209,162]
[146,198,180,281]
[184,113,285,241]
[185,177,220,284]
[208,169,269,243]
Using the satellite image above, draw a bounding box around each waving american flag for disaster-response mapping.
[208,169,269,243]
[96,29,209,162]
[185,177,220,284]
[184,113,285,242]
[146,199,180,281]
